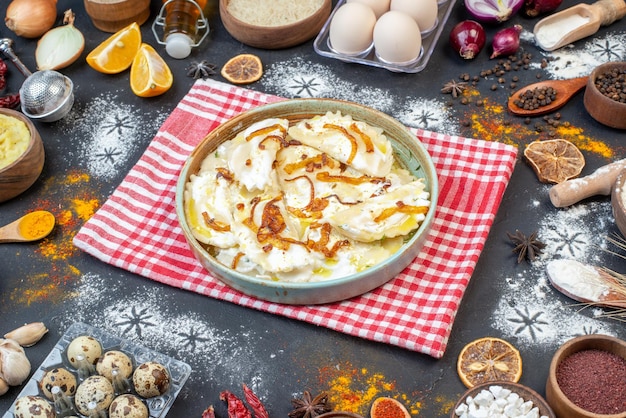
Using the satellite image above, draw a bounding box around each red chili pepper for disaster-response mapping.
[220,390,252,418]
[0,93,19,109]
[202,405,216,418]
[242,383,269,418]
[0,60,8,92]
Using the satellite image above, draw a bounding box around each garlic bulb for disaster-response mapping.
[0,338,31,386]
[4,322,48,347]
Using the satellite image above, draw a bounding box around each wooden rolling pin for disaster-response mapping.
[549,159,626,207]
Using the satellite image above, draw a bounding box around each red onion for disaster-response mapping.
[490,24,522,59]
[464,0,524,23]
[523,0,563,17]
[450,20,486,60]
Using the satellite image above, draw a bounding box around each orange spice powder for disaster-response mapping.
[461,92,614,159]
[319,363,422,416]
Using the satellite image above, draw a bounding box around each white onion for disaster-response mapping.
[5,0,58,38]
[35,9,84,71]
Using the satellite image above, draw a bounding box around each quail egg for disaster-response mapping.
[96,350,134,381]
[39,367,77,400]
[132,361,170,398]
[14,395,55,418]
[74,375,115,415]
[67,335,102,368]
[109,394,149,418]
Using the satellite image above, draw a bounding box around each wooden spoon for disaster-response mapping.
[547,259,626,309]
[0,211,55,243]
[533,0,626,52]
[507,76,588,117]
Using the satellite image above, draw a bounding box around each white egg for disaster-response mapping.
[346,0,391,18]
[390,0,439,33]
[373,11,422,64]
[329,2,377,55]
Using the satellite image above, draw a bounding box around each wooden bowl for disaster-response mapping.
[583,61,626,130]
[545,334,626,418]
[451,381,555,418]
[0,109,45,203]
[219,0,332,49]
[84,0,151,32]
[611,169,626,238]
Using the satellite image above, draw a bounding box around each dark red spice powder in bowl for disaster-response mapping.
[546,334,626,418]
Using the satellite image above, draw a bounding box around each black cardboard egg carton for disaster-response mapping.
[3,322,191,418]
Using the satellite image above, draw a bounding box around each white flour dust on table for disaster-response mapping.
[491,196,621,350]
[528,31,626,79]
[260,56,460,135]
[54,272,278,401]
[57,92,169,181]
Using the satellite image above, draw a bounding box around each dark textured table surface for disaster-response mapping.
[1,0,625,416]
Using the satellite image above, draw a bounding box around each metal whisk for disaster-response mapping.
[0,38,74,122]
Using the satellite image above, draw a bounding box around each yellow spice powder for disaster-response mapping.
[0,114,30,170]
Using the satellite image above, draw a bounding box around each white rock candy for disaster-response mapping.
[453,385,549,418]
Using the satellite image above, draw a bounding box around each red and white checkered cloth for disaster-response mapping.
[73,79,517,358]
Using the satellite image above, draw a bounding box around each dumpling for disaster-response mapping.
[329,180,430,242]
[288,111,394,177]
[227,118,289,192]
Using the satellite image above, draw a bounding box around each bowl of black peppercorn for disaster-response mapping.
[583,61,626,130]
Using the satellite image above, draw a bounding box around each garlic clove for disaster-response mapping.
[0,378,8,396]
[4,322,48,347]
[0,338,31,386]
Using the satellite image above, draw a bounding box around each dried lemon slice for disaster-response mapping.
[523,138,585,184]
[221,54,263,84]
[457,337,522,388]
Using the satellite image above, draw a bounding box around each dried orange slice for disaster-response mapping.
[86,22,142,74]
[457,337,522,388]
[130,43,173,98]
[221,54,263,84]
[523,138,585,184]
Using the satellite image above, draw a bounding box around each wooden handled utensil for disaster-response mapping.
[549,159,626,207]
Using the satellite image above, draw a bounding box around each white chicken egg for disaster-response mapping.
[346,0,391,18]
[390,0,439,33]
[373,11,422,64]
[329,2,377,55]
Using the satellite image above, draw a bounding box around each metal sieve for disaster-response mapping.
[0,38,74,122]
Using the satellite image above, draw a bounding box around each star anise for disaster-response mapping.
[288,391,332,418]
[186,60,216,80]
[507,230,546,263]
[441,79,468,98]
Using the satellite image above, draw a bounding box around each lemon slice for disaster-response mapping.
[221,54,263,84]
[86,22,142,74]
[130,43,173,98]
[457,337,523,388]
[524,138,585,184]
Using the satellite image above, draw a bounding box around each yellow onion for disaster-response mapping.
[36,9,84,70]
[5,0,58,39]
